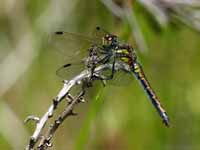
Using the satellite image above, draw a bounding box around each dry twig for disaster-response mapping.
[25,62,130,150]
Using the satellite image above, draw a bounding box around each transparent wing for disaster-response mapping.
[48,27,113,79]
[56,62,86,79]
[108,70,133,86]
[104,70,133,86]
[48,31,101,62]
[100,66,133,86]
[48,27,112,61]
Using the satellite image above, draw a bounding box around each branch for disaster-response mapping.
[25,62,130,150]
[37,91,84,150]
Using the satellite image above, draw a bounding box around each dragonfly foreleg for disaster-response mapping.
[106,56,115,80]
[99,57,116,81]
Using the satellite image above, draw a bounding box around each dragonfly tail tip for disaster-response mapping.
[163,119,170,127]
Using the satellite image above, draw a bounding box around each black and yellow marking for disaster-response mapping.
[115,49,132,63]
[116,49,129,54]
[120,57,129,63]
[132,62,169,127]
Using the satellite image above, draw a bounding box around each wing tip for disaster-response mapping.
[55,31,64,35]
[63,63,71,68]
[96,26,101,31]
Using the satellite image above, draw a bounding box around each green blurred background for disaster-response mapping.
[0,0,200,149]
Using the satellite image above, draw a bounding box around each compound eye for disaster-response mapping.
[108,37,112,41]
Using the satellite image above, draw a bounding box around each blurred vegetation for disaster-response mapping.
[0,0,200,150]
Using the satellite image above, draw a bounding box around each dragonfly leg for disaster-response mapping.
[93,73,107,87]
[100,57,116,81]
[107,57,115,80]
[99,54,111,64]
[89,65,96,79]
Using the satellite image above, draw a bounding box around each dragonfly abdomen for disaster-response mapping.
[132,62,170,127]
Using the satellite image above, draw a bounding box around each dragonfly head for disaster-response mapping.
[103,34,118,47]
[96,26,118,46]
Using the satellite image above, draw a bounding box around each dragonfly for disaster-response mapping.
[49,27,170,127]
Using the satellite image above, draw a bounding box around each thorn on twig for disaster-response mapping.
[55,117,62,124]
[53,98,58,109]
[76,80,82,85]
[63,80,68,84]
[66,98,73,104]
[24,115,40,124]
[67,93,85,104]
[38,140,52,150]
[66,94,74,104]
[37,135,53,150]
[78,97,85,103]
[46,142,53,147]
[48,113,53,118]
[26,137,36,150]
